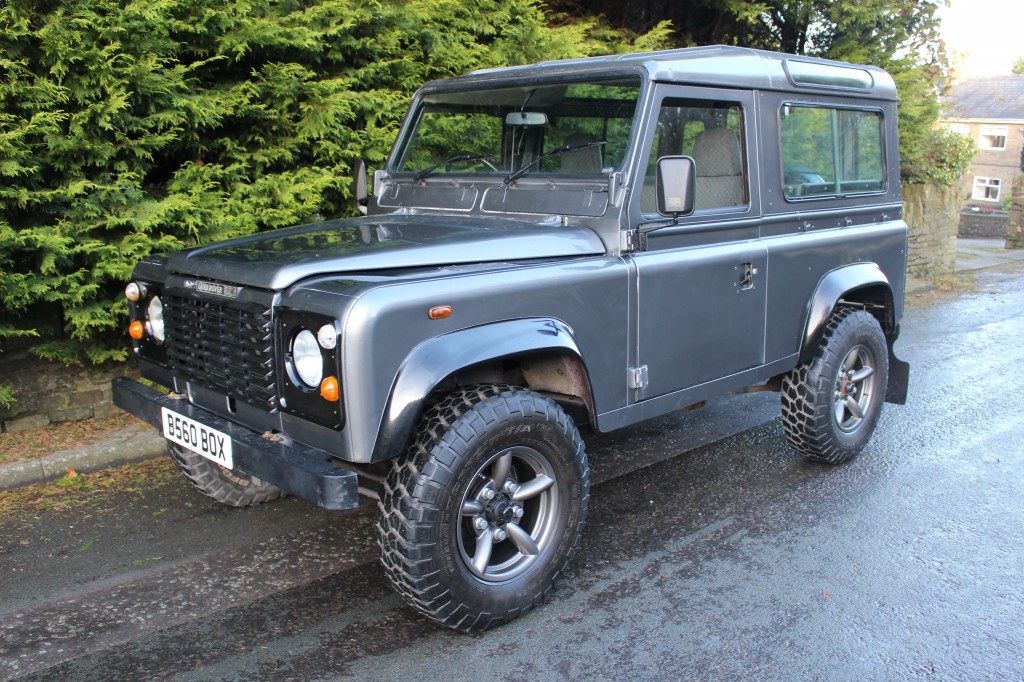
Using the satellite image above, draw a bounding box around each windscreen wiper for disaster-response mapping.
[413,153,495,182]
[502,141,606,186]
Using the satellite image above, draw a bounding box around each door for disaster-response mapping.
[629,85,766,399]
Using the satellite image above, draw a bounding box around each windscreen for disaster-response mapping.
[393,77,643,180]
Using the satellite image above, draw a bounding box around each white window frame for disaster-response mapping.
[947,123,970,136]
[979,125,1008,151]
[972,176,1001,202]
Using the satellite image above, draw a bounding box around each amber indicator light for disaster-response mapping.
[320,376,340,402]
[128,320,145,339]
[428,305,452,320]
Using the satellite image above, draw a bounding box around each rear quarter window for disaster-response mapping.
[780,104,884,200]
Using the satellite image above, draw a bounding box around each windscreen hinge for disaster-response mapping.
[620,229,642,253]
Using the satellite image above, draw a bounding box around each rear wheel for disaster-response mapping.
[781,308,889,464]
[167,442,285,507]
[376,385,589,632]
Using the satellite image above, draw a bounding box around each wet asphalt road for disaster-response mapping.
[2,264,1024,681]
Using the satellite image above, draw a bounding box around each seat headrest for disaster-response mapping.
[560,133,603,173]
[692,128,741,177]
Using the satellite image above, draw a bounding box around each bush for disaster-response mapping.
[901,126,976,187]
[0,0,663,403]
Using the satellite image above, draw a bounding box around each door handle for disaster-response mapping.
[740,262,757,290]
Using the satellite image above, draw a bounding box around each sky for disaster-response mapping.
[938,0,1024,79]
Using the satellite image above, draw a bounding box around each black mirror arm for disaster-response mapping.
[638,215,680,234]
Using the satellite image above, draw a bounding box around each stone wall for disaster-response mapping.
[958,211,1008,239]
[0,352,139,433]
[1008,175,1024,249]
[903,183,961,279]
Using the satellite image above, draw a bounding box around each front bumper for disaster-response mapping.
[112,378,360,510]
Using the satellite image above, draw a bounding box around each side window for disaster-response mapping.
[781,105,884,199]
[641,99,747,213]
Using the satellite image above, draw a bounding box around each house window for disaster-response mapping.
[972,176,1001,201]
[979,125,1008,151]
[947,123,970,136]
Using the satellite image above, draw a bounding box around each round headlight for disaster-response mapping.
[146,296,165,343]
[291,329,323,387]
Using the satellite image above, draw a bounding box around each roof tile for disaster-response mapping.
[943,76,1024,120]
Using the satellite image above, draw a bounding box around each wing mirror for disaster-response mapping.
[655,156,696,217]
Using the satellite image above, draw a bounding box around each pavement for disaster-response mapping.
[905,236,1024,297]
[2,236,1023,494]
[954,236,1024,271]
[0,424,166,492]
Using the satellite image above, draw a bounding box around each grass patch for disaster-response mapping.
[906,272,978,309]
[0,413,145,465]
[971,244,1012,254]
[931,272,977,293]
[0,457,179,521]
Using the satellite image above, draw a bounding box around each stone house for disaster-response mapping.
[941,75,1024,210]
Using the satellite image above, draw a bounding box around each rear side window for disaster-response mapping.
[780,105,884,199]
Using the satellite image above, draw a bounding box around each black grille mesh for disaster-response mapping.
[163,293,277,412]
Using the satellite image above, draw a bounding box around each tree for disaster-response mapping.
[545,0,755,45]
[1013,57,1024,75]
[550,0,954,184]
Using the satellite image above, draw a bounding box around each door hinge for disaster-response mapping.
[627,365,649,390]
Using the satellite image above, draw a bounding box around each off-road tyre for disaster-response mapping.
[781,307,889,464]
[167,442,285,507]
[376,384,590,632]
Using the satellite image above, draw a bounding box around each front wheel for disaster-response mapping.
[167,442,285,507]
[781,308,889,464]
[376,385,590,632]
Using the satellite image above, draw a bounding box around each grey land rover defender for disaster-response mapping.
[114,45,910,631]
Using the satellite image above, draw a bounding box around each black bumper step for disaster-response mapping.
[112,377,359,510]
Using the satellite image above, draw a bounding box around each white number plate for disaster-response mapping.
[161,407,234,469]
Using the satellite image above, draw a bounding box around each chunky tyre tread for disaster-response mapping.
[781,307,888,464]
[376,384,589,632]
[168,442,285,507]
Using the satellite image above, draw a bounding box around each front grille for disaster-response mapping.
[163,293,277,412]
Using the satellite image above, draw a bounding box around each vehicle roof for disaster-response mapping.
[424,45,897,101]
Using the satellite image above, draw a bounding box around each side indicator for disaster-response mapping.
[129,320,145,339]
[320,376,340,402]
[429,305,452,320]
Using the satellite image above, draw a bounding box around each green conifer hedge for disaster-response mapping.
[0,0,668,405]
